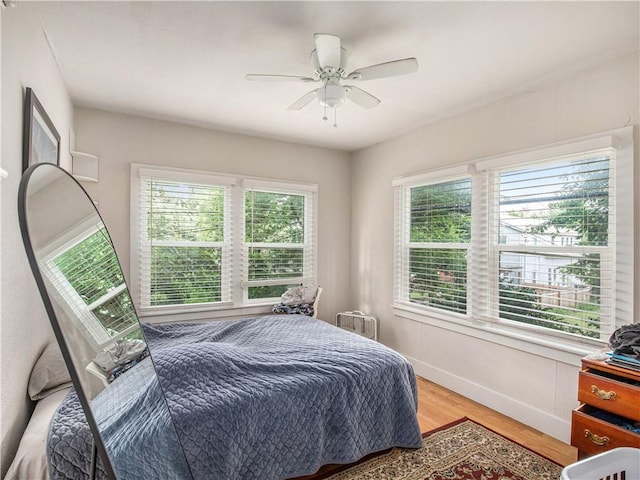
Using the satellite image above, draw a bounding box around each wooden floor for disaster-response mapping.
[415,376,577,466]
[295,376,577,479]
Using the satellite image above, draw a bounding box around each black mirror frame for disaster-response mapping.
[18,163,117,479]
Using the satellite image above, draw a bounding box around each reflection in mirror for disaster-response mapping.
[19,163,193,479]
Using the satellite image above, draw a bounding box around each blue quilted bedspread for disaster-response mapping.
[48,315,422,479]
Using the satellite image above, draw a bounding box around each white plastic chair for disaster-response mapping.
[311,287,323,318]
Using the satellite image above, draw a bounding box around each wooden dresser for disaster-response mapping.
[571,358,640,458]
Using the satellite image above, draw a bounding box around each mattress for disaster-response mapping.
[4,388,71,480]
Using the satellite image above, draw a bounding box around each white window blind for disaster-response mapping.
[484,151,615,341]
[395,173,472,315]
[137,171,233,311]
[243,181,316,302]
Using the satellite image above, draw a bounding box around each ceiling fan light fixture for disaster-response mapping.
[317,83,345,108]
[246,33,418,126]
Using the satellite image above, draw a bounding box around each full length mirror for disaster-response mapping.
[19,163,193,480]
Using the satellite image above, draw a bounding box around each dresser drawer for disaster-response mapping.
[578,370,640,421]
[571,405,640,456]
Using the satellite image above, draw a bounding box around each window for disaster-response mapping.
[138,173,233,309]
[492,155,612,339]
[394,170,471,315]
[394,128,634,346]
[131,165,317,315]
[43,222,138,348]
[243,181,315,302]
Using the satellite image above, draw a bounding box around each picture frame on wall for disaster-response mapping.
[22,87,61,172]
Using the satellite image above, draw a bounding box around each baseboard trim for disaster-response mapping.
[406,354,571,443]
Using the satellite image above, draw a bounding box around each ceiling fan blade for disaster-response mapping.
[347,57,418,81]
[246,74,317,82]
[287,89,319,111]
[314,33,341,69]
[343,85,380,109]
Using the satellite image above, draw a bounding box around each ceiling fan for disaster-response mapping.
[246,33,418,126]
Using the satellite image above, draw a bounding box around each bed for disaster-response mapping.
[8,315,422,480]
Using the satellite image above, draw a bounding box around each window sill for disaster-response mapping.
[392,303,605,367]
[140,303,275,324]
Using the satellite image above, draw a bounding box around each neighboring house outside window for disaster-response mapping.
[130,164,317,316]
[393,127,634,350]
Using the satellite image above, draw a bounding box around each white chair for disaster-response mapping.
[311,287,323,318]
[85,361,110,387]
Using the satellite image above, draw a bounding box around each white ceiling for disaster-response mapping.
[33,1,639,152]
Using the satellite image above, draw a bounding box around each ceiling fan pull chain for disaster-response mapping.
[333,108,338,128]
[322,84,328,121]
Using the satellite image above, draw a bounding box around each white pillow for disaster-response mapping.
[28,343,72,401]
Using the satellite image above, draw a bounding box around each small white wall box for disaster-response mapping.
[335,311,378,341]
[71,151,99,182]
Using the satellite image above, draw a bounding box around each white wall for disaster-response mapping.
[350,52,639,442]
[73,107,353,323]
[0,3,74,476]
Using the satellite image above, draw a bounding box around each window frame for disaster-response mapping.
[241,179,317,305]
[482,156,615,341]
[394,165,473,318]
[393,127,634,357]
[133,166,236,315]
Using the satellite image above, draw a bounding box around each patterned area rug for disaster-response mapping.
[322,418,563,480]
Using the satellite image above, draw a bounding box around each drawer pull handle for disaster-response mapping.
[591,385,616,400]
[584,429,610,446]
